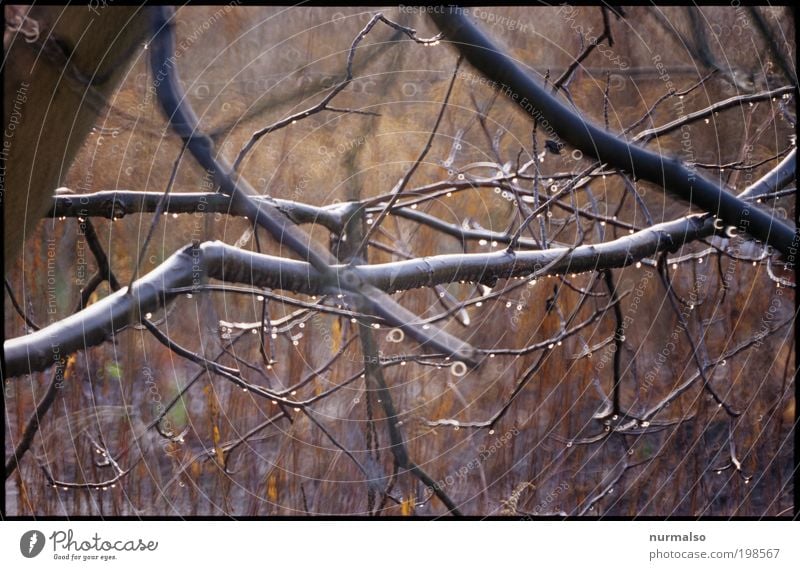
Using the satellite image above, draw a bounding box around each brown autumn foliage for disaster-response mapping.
[3,6,795,516]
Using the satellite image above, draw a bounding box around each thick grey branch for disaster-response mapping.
[4,214,714,378]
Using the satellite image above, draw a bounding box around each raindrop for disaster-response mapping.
[640,421,650,428]
[299,323,305,329]
[566,441,573,448]
[479,239,488,246]
[476,302,483,307]
[488,429,495,435]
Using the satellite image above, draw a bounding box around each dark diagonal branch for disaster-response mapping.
[428,8,797,256]
[149,6,478,366]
